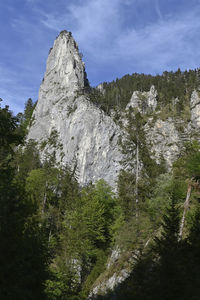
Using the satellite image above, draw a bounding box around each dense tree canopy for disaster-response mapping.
[1,65,200,299]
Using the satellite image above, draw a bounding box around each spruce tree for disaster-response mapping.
[152,195,186,300]
[0,102,49,299]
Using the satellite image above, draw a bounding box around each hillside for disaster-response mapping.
[1,30,200,300]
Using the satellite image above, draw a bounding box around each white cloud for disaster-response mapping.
[40,12,63,31]
[115,8,200,72]
[38,0,200,73]
[2,0,200,112]
[40,0,122,45]
[155,0,163,20]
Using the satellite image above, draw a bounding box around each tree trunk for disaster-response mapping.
[179,183,192,239]
[42,182,48,214]
[135,136,139,218]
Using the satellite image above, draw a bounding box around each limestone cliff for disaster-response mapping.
[27,30,122,187]
[126,85,157,113]
[28,30,200,189]
[26,30,200,298]
[190,90,200,128]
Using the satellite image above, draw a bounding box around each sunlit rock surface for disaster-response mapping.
[126,85,157,113]
[27,30,122,187]
[28,30,199,188]
[190,90,200,128]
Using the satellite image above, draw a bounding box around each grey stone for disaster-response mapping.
[28,30,122,188]
[144,118,180,167]
[190,90,200,127]
[126,85,157,113]
[28,30,199,190]
[27,31,200,296]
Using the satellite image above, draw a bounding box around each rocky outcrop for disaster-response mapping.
[126,85,157,113]
[144,117,180,167]
[88,248,131,299]
[28,30,199,189]
[26,30,200,298]
[33,30,88,115]
[190,90,200,127]
[27,30,122,187]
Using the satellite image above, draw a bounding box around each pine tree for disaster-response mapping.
[152,195,186,300]
[0,102,49,299]
[185,205,200,299]
[18,98,35,136]
[24,98,34,121]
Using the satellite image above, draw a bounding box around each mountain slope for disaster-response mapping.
[28,30,200,190]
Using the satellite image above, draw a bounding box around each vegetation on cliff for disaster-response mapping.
[89,68,200,116]
[1,67,200,299]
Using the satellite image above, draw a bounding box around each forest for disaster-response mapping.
[89,68,200,115]
[1,68,200,300]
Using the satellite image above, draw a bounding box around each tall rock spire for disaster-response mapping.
[36,30,88,116]
[27,31,122,188]
[27,30,197,189]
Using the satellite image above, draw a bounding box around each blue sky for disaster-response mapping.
[0,0,200,113]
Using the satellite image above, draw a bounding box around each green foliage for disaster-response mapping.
[108,197,186,300]
[0,101,49,300]
[48,129,59,147]
[45,266,81,300]
[81,249,107,297]
[26,168,47,206]
[153,195,180,259]
[185,151,200,180]
[17,98,36,136]
[0,181,50,299]
[40,139,48,150]
[14,139,41,180]
[173,141,200,180]
[24,98,35,121]
[45,180,119,299]
[2,94,200,300]
[172,141,200,222]
[105,141,200,300]
[119,108,166,219]
[114,212,153,251]
[117,170,136,217]
[147,173,173,226]
[0,102,23,167]
[88,68,200,114]
[60,180,116,255]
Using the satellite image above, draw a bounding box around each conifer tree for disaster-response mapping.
[0,102,49,299]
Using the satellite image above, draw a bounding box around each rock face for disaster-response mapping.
[27,30,122,187]
[27,31,200,297]
[28,30,200,188]
[88,247,130,299]
[190,90,200,127]
[34,30,88,115]
[126,85,157,113]
[144,118,180,167]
